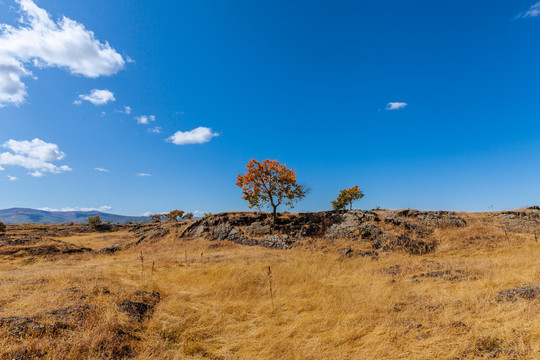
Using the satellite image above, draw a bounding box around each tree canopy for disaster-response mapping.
[236,159,308,221]
[331,186,364,210]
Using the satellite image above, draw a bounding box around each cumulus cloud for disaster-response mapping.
[136,173,151,177]
[167,127,219,145]
[75,89,115,106]
[38,205,112,212]
[0,138,71,176]
[517,2,540,18]
[123,106,131,115]
[148,126,161,134]
[94,167,109,172]
[0,0,124,107]
[135,115,155,124]
[6,175,17,181]
[386,102,408,111]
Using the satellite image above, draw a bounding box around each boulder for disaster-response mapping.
[99,243,120,253]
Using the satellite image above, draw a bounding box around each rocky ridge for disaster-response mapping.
[178,209,468,254]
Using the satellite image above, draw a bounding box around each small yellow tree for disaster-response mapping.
[331,186,364,210]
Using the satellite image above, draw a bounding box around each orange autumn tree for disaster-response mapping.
[236,159,309,221]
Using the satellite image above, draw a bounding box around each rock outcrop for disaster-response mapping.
[176,209,459,254]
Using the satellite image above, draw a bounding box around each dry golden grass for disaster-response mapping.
[1,212,540,359]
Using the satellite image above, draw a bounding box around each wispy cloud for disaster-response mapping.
[0,0,124,107]
[386,102,408,111]
[0,138,71,177]
[38,205,112,212]
[75,89,115,106]
[136,173,151,177]
[516,2,540,19]
[167,127,219,145]
[6,175,17,181]
[135,115,156,124]
[148,126,162,134]
[94,167,109,172]
[122,106,132,115]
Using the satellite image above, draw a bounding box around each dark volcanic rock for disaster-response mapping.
[136,227,169,245]
[384,217,432,237]
[118,301,153,321]
[409,270,469,281]
[211,223,233,241]
[118,291,161,321]
[393,209,467,228]
[359,223,382,241]
[381,235,436,255]
[497,286,540,301]
[244,222,272,236]
[340,247,378,258]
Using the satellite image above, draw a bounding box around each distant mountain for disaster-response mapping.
[0,208,151,225]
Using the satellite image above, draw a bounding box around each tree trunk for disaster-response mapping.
[272,205,278,223]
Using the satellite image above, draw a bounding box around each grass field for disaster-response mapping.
[1,211,539,359]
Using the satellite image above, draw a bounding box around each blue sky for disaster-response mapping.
[1,0,540,215]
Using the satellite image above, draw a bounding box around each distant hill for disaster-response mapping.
[0,208,151,225]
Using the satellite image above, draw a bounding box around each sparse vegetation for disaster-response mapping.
[236,158,309,221]
[0,221,5,233]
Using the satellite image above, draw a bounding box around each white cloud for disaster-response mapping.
[135,115,155,124]
[167,127,219,145]
[38,205,112,212]
[386,102,408,111]
[123,106,131,115]
[0,138,71,176]
[136,173,151,177]
[517,2,540,18]
[6,175,17,181]
[126,56,135,64]
[29,170,43,177]
[94,167,109,172]
[0,0,124,107]
[148,126,161,134]
[76,89,115,106]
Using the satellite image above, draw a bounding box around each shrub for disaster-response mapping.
[87,215,102,228]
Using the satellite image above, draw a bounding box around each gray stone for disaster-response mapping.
[244,222,272,236]
[99,243,120,253]
[497,286,540,301]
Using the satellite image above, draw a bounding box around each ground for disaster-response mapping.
[1,210,540,359]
